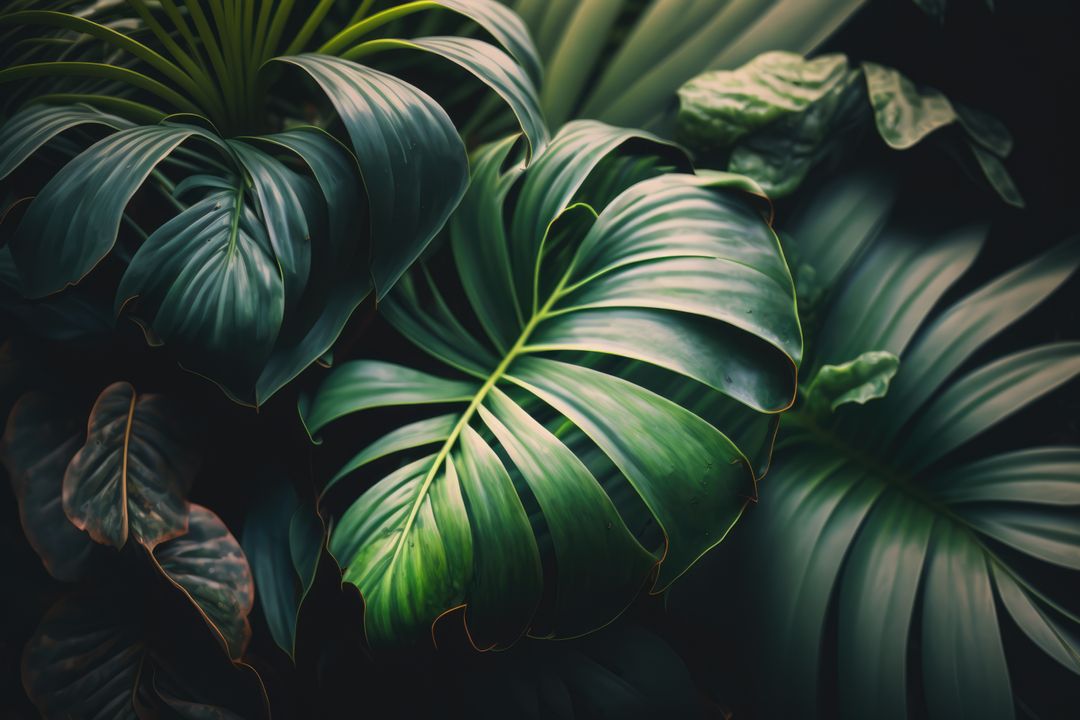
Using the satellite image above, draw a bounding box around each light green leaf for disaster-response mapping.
[303,121,801,649]
[804,350,899,415]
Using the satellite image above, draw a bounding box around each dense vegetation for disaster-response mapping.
[1,1,1076,718]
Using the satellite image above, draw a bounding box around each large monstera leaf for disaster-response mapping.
[676,172,1080,719]
[22,506,263,720]
[300,121,802,649]
[0,0,547,404]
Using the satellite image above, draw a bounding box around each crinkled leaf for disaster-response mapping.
[804,350,899,415]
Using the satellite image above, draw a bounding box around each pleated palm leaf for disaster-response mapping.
[0,0,547,403]
[675,171,1080,719]
[501,0,869,131]
[299,120,803,650]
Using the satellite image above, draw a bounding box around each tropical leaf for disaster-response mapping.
[673,172,1080,719]
[0,0,547,403]
[676,52,1022,204]
[152,504,256,661]
[1,391,96,581]
[22,506,264,719]
[496,0,869,131]
[242,470,323,660]
[802,350,899,416]
[300,120,802,649]
[64,381,200,550]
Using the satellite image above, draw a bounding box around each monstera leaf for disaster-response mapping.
[0,0,547,403]
[300,121,802,649]
[674,172,1080,719]
[676,52,1022,204]
[22,505,263,720]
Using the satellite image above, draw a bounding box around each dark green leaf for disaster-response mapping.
[10,124,205,298]
[277,54,468,298]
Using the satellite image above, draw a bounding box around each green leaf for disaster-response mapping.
[921,522,1013,720]
[0,102,131,180]
[248,127,372,406]
[679,173,1080,718]
[63,382,199,550]
[863,61,957,149]
[242,473,323,660]
[677,52,859,152]
[675,53,1021,203]
[229,140,313,306]
[343,35,547,160]
[302,121,801,649]
[9,123,204,298]
[276,54,469,299]
[804,350,899,415]
[115,187,286,401]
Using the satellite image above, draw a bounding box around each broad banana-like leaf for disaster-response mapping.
[676,52,1022,204]
[301,121,802,649]
[64,381,199,550]
[673,173,1080,719]
[0,0,547,403]
[22,506,264,720]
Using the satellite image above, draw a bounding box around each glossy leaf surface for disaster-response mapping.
[302,121,801,649]
[675,175,1080,719]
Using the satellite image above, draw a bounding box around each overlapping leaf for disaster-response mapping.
[0,0,548,404]
[22,506,264,720]
[676,51,1022,204]
[301,120,801,649]
[677,173,1080,719]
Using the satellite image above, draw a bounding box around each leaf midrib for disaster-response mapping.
[385,266,574,571]
[783,408,1074,627]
